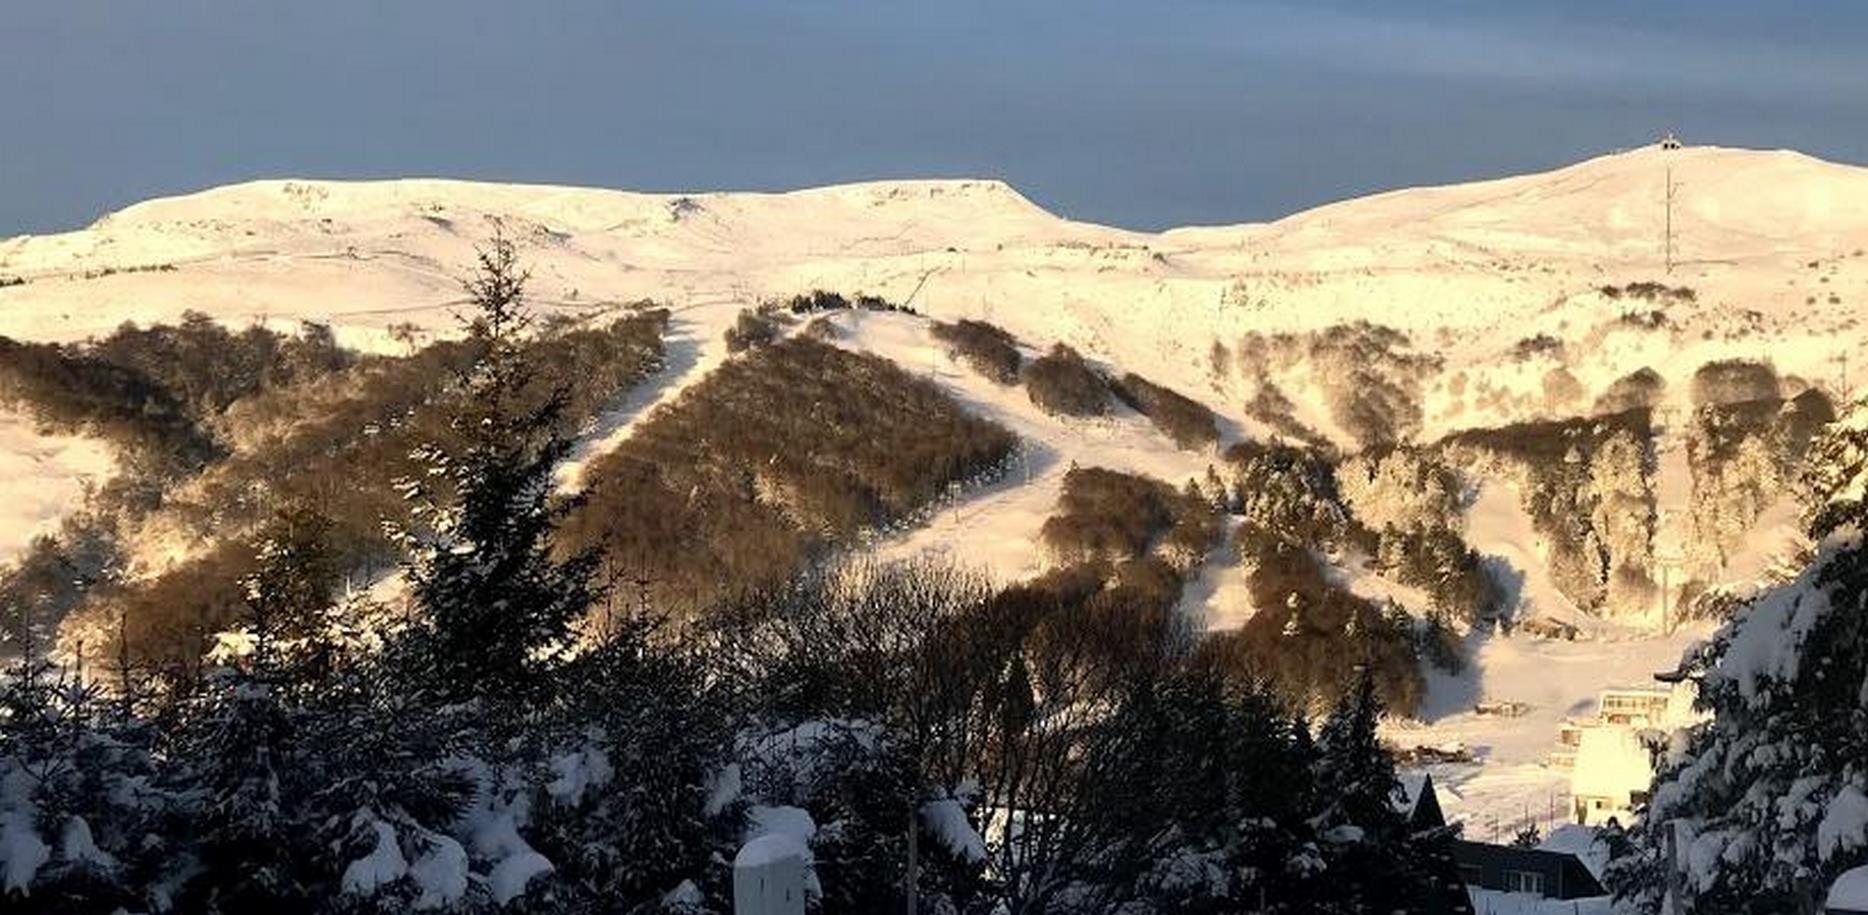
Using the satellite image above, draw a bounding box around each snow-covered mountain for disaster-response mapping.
[3,142,1863,836]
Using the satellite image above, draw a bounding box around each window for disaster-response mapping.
[1505,870,1546,895]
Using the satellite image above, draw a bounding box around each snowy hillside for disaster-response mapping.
[4,142,1863,839]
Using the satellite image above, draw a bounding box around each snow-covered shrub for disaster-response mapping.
[1023,343,1111,417]
[723,308,779,353]
[930,318,1021,384]
[1690,358,1780,408]
[1110,372,1220,451]
[1595,366,1666,415]
[1236,321,1440,449]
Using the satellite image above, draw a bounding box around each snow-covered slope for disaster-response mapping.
[4,143,1863,835]
[4,144,1855,602]
[5,146,1865,436]
[0,412,113,558]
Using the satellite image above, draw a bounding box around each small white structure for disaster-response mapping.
[1570,726,1656,826]
[734,833,808,915]
[1829,865,1868,915]
[1557,681,1704,823]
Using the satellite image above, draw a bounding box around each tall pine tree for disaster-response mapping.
[392,235,602,720]
[1310,667,1471,914]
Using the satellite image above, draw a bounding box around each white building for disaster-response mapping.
[1554,681,1704,825]
[1570,726,1658,826]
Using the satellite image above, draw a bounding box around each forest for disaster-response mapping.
[0,245,1476,914]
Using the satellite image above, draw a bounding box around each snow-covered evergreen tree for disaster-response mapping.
[1309,667,1471,914]
[1313,667,1402,833]
[392,235,601,719]
[526,618,743,913]
[0,650,173,913]
[1609,405,1868,914]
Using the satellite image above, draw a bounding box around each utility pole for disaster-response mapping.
[905,808,919,915]
[1664,165,1682,275]
[1665,820,1684,915]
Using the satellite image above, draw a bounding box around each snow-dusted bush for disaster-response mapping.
[1037,465,1220,606]
[930,318,1021,384]
[1690,358,1780,408]
[0,312,355,476]
[1023,343,1111,417]
[1595,366,1665,415]
[723,308,779,352]
[1110,372,1219,450]
[1236,321,1440,449]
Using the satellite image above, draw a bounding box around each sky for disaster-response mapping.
[4,1,1867,235]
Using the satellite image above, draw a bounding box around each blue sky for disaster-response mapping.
[4,2,1865,233]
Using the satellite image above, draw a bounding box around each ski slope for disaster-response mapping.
[4,142,1865,838]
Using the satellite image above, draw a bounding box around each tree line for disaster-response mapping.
[1,246,1474,913]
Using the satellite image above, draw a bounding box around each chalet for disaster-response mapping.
[1452,840,1607,900]
[1407,774,1607,905]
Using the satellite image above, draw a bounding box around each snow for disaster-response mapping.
[1707,553,1834,707]
[663,878,705,908]
[544,743,614,806]
[58,816,116,872]
[1468,888,1611,914]
[0,410,113,562]
[734,833,809,870]
[1388,622,1711,840]
[1830,865,1868,911]
[1539,824,1611,880]
[0,811,48,894]
[1717,496,1807,589]
[746,805,817,847]
[487,849,554,906]
[340,815,409,896]
[1465,479,1584,631]
[1320,824,1365,844]
[460,764,556,906]
[740,804,820,899]
[1570,727,1654,805]
[705,763,743,817]
[407,834,470,910]
[1819,784,1868,862]
[920,797,988,864]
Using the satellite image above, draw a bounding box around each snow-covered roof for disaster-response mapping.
[1828,865,1868,912]
[735,833,808,870]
